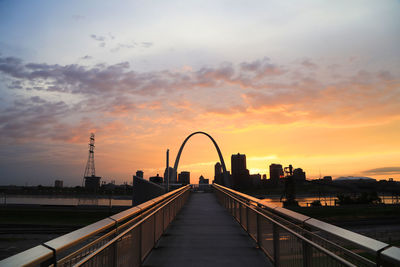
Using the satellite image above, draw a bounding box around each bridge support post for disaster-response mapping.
[256,212,262,248]
[273,224,280,267]
[302,227,312,267]
[246,205,249,231]
[154,213,157,246]
[239,202,242,225]
[138,224,143,263]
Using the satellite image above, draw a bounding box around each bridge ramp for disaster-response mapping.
[143,192,272,267]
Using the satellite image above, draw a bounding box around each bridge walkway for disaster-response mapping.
[143,192,272,267]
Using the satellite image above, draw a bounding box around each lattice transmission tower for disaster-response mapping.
[84,133,96,178]
[80,133,100,204]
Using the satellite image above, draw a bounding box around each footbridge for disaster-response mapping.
[1,184,400,267]
[1,131,400,266]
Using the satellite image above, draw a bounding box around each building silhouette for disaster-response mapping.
[214,162,223,185]
[199,175,209,184]
[178,171,190,185]
[293,168,306,183]
[231,153,250,189]
[149,174,163,184]
[269,164,284,186]
[250,174,261,187]
[85,176,101,190]
[136,170,144,179]
[164,167,177,184]
[54,180,63,188]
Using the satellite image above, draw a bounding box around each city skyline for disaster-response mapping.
[1,1,400,186]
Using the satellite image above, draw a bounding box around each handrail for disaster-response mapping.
[0,185,190,267]
[215,184,375,265]
[74,185,190,266]
[216,185,358,266]
[213,183,400,265]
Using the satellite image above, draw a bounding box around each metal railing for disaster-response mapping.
[213,183,400,267]
[0,185,190,267]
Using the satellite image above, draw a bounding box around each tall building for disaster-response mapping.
[214,162,223,185]
[250,174,261,187]
[231,153,250,189]
[293,168,306,183]
[269,164,284,186]
[231,153,247,174]
[178,171,190,185]
[136,170,144,178]
[164,167,177,183]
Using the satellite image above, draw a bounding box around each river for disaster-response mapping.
[1,194,397,207]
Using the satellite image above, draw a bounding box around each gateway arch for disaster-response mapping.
[172,131,231,187]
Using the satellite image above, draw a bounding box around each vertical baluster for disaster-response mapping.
[273,224,280,267]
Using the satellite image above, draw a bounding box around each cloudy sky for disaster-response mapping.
[1,0,399,186]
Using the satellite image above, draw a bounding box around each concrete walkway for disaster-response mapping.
[143,192,273,267]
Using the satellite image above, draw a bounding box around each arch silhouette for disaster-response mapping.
[172,131,230,186]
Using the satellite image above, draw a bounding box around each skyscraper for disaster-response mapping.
[293,168,306,183]
[214,162,223,185]
[164,167,177,183]
[231,153,250,189]
[269,164,284,186]
[136,170,144,178]
[178,171,190,185]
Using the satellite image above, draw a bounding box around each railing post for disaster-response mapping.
[113,238,119,267]
[138,223,143,264]
[302,227,312,267]
[154,213,157,246]
[256,212,262,248]
[273,223,280,267]
[239,202,242,223]
[246,205,249,231]
[162,204,165,231]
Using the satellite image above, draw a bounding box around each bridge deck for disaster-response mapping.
[143,192,272,267]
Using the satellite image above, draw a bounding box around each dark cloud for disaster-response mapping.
[90,34,106,47]
[1,55,399,131]
[300,59,318,69]
[0,97,70,141]
[141,42,153,48]
[90,34,106,42]
[81,55,92,60]
[377,71,394,81]
[0,57,25,78]
[240,57,286,78]
[364,167,400,175]
[110,42,137,52]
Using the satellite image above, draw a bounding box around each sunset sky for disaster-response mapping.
[1,0,399,186]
